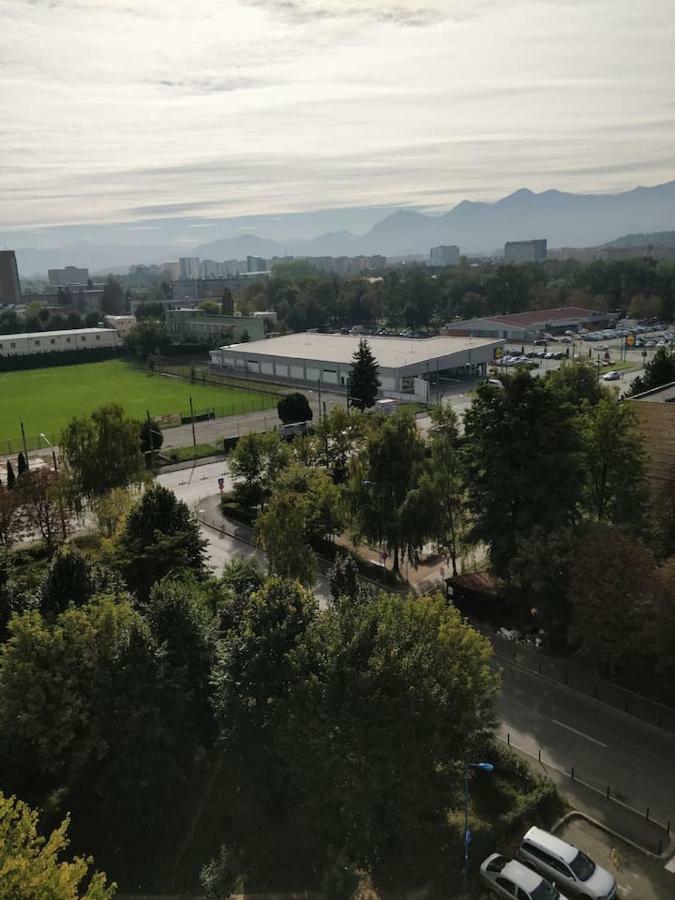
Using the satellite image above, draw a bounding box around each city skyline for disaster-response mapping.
[2,0,675,234]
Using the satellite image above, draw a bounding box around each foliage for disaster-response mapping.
[347,411,427,572]
[546,361,604,408]
[0,483,22,547]
[61,404,146,499]
[139,418,163,460]
[463,370,584,576]
[101,275,124,315]
[17,468,68,550]
[328,552,370,607]
[256,489,317,584]
[628,347,675,396]
[18,452,28,477]
[320,854,360,900]
[6,460,16,490]
[277,391,313,424]
[113,484,207,600]
[653,476,675,560]
[0,792,115,899]
[228,430,289,507]
[347,339,381,410]
[314,405,366,482]
[569,524,658,673]
[92,487,134,538]
[124,320,171,358]
[40,545,100,617]
[580,396,646,528]
[273,463,344,541]
[199,844,243,899]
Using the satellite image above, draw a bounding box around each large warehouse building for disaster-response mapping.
[210,333,504,399]
[444,306,616,341]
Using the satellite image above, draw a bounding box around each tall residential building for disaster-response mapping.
[179,257,201,279]
[48,266,89,286]
[247,255,267,273]
[430,245,460,267]
[0,250,22,304]
[504,239,547,263]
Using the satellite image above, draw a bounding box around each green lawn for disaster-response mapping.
[0,360,275,451]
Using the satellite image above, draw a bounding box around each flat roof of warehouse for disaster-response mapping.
[0,327,115,341]
[224,333,499,367]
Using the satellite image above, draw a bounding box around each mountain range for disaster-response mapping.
[11,179,675,276]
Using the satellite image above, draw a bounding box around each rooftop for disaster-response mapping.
[630,380,675,403]
[486,306,600,327]
[224,332,500,368]
[0,327,115,341]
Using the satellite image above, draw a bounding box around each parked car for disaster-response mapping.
[480,853,570,899]
[518,827,616,899]
[602,370,621,381]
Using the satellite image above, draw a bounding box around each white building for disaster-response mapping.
[104,315,137,337]
[430,245,460,267]
[210,332,503,398]
[179,257,201,279]
[0,328,120,358]
[47,266,89,286]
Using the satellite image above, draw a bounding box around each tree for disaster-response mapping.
[569,525,657,674]
[101,275,124,314]
[272,463,343,541]
[113,484,207,599]
[228,430,289,508]
[6,460,16,490]
[92,487,134,538]
[328,552,370,607]
[0,792,115,899]
[628,347,675,396]
[347,412,427,573]
[139,418,163,465]
[580,396,646,528]
[627,293,663,320]
[314,405,366,482]
[347,339,380,410]
[17,468,67,550]
[256,489,317,584]
[124,320,171,358]
[463,370,584,576]
[39,545,119,618]
[547,361,604,408]
[277,392,313,424]
[0,549,37,642]
[61,404,146,499]
[0,484,22,547]
[17,451,28,477]
[653,476,675,561]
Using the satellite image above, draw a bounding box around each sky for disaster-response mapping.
[1,0,674,236]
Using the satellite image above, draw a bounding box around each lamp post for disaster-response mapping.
[463,762,494,880]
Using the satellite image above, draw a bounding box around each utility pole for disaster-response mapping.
[20,421,30,471]
[317,374,322,423]
[52,450,67,540]
[189,396,197,456]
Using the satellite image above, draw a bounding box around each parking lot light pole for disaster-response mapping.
[464,762,494,881]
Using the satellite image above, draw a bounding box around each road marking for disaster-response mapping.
[552,719,608,748]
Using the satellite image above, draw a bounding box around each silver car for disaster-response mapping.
[518,827,616,899]
[480,853,570,899]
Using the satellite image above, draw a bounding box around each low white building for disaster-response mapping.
[210,332,503,398]
[0,327,121,358]
[104,315,136,337]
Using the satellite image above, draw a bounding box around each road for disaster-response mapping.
[496,663,675,826]
[157,460,333,606]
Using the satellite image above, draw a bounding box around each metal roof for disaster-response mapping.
[0,328,115,341]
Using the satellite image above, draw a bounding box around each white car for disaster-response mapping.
[518,827,616,899]
[480,853,570,899]
[601,370,621,381]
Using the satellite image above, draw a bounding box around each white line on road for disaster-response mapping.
[552,719,608,748]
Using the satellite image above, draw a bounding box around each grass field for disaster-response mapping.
[0,359,275,450]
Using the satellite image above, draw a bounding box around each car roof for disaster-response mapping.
[502,858,545,891]
[523,826,577,864]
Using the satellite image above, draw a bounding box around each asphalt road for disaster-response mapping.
[496,663,675,827]
[157,460,333,606]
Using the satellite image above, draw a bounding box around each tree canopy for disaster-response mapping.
[347,339,380,410]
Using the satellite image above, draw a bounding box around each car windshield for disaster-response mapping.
[569,849,596,881]
[530,881,560,900]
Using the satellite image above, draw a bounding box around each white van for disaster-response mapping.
[518,827,616,899]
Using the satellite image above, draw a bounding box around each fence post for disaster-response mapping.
[507,732,510,746]
[606,785,610,799]
[538,748,541,763]
[646,807,650,821]
[571,766,575,781]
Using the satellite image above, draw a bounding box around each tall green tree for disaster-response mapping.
[6,460,16,490]
[61,404,146,499]
[101,275,124,314]
[277,392,313,424]
[229,430,289,507]
[0,792,115,900]
[463,370,584,576]
[348,412,426,573]
[256,489,317,584]
[547,361,604,408]
[0,484,22,548]
[628,347,675,396]
[580,396,646,528]
[113,484,207,600]
[347,339,380,410]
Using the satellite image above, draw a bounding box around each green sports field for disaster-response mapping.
[0,360,275,450]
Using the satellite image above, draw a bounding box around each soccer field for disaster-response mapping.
[0,360,275,449]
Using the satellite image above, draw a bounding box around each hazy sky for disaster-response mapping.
[2,0,674,231]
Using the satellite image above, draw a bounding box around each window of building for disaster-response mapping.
[10,342,16,348]
[66,337,71,343]
[95,335,100,341]
[81,336,86,342]
[35,340,40,346]
[51,338,56,344]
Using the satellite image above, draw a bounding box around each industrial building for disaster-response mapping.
[0,250,21,305]
[166,308,265,344]
[0,327,120,358]
[444,306,615,341]
[210,332,503,399]
[504,239,547,263]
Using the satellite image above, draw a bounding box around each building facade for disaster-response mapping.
[210,332,503,395]
[104,315,137,337]
[504,239,548,263]
[0,250,22,305]
[165,309,265,344]
[430,245,460,267]
[444,306,614,341]
[179,257,201,279]
[0,328,120,358]
[48,266,89,286]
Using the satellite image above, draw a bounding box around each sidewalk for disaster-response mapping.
[485,627,675,735]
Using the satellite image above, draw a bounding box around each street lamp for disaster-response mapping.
[463,761,494,880]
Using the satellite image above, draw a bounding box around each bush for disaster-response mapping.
[277,392,313,424]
